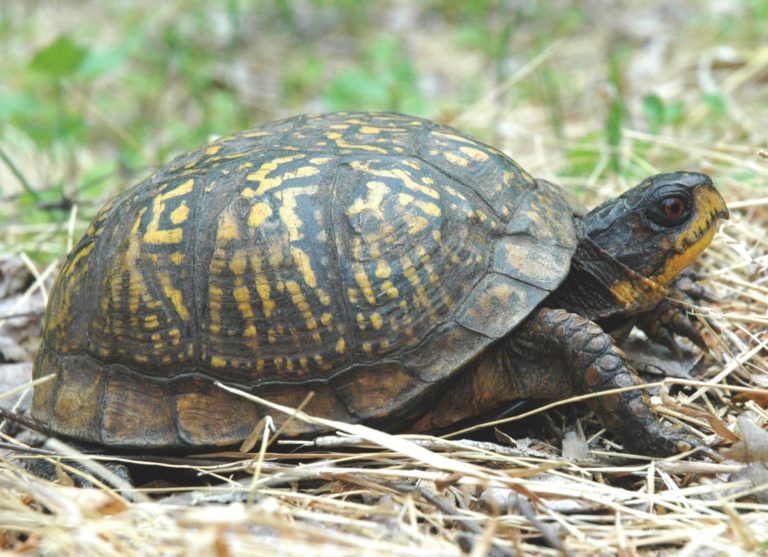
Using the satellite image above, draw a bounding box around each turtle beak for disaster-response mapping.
[693,180,729,223]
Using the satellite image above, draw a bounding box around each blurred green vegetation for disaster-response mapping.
[0,0,766,260]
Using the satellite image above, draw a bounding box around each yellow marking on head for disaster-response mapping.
[159,273,190,321]
[238,161,254,171]
[347,181,389,219]
[375,259,391,279]
[151,332,161,341]
[170,252,184,265]
[290,247,317,288]
[248,202,272,227]
[370,312,383,330]
[321,312,333,326]
[459,146,489,161]
[134,354,149,364]
[211,356,227,368]
[649,185,727,285]
[244,324,256,337]
[362,342,373,354]
[335,338,346,354]
[169,328,180,337]
[356,312,366,330]
[655,226,718,285]
[352,263,377,305]
[310,156,332,164]
[206,145,221,155]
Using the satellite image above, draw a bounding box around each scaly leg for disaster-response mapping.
[515,307,699,456]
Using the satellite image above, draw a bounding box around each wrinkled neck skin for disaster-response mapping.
[543,223,669,335]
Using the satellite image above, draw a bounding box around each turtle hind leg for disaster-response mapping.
[517,307,700,456]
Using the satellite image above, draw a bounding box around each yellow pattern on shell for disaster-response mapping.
[143,179,194,245]
[347,181,390,219]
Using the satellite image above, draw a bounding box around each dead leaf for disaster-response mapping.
[562,431,588,460]
[733,391,768,407]
[721,417,768,462]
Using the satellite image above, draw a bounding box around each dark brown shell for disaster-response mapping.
[32,112,578,447]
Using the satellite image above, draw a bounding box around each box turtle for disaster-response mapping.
[31,112,728,455]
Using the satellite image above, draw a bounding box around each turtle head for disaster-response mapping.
[582,172,729,285]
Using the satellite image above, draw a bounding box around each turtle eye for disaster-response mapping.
[662,196,687,220]
[649,193,691,226]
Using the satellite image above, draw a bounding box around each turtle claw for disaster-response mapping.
[675,272,719,303]
[636,298,709,353]
[636,270,721,354]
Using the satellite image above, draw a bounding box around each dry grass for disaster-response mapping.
[2,2,768,556]
[1,170,766,555]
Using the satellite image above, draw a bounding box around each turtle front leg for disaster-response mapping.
[516,307,699,456]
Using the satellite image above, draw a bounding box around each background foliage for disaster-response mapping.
[0,0,766,255]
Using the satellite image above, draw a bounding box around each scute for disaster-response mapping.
[32,111,579,448]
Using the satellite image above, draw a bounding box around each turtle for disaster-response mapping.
[31,112,729,456]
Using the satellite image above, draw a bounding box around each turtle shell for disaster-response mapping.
[32,112,578,448]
